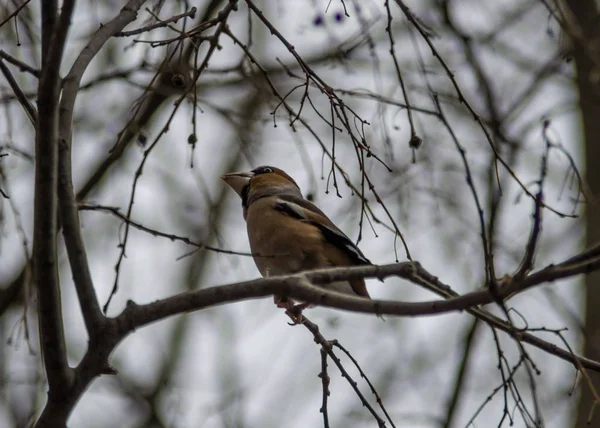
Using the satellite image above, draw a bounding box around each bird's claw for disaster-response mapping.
[285,303,310,325]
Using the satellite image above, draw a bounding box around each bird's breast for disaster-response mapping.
[246,198,323,276]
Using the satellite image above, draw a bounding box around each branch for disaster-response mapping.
[34,0,76,397]
[286,311,387,426]
[114,252,600,370]
[514,126,549,281]
[0,152,8,198]
[114,259,575,321]
[393,0,575,219]
[332,340,396,427]
[57,0,148,337]
[76,1,227,199]
[0,49,40,77]
[0,57,38,125]
[442,319,480,428]
[318,348,330,428]
[0,0,33,30]
[105,0,239,312]
[0,0,372,320]
[78,203,252,256]
[433,94,495,287]
[115,6,197,36]
[31,247,600,426]
[33,2,148,427]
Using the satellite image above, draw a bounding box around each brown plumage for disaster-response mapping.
[221,166,372,308]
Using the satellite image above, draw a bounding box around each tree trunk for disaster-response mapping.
[567,0,600,426]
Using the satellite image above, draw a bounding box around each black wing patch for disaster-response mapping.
[274,199,371,265]
[317,223,371,265]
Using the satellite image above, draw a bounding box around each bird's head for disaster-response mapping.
[221,166,302,209]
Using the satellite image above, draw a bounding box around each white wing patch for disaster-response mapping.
[274,199,308,220]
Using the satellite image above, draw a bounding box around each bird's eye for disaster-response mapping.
[252,166,275,175]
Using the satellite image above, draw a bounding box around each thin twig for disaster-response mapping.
[78,203,252,256]
[105,0,240,313]
[333,341,397,428]
[393,0,575,219]
[0,0,33,30]
[0,49,40,77]
[115,7,197,36]
[290,312,387,427]
[433,94,495,286]
[318,348,330,428]
[0,58,37,125]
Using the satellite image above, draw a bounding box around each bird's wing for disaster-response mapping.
[274,195,371,265]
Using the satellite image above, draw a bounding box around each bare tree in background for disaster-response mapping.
[0,0,599,427]
[559,0,600,426]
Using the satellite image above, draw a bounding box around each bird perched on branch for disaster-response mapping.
[221,166,372,316]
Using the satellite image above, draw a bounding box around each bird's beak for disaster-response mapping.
[221,171,254,197]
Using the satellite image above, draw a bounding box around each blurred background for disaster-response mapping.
[0,0,595,427]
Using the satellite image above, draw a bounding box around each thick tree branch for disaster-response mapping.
[40,0,57,61]
[34,0,76,398]
[112,249,600,370]
[117,253,598,323]
[29,245,600,427]
[57,0,148,337]
[34,2,149,427]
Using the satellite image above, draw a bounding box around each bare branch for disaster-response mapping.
[57,0,148,337]
[318,348,330,428]
[34,0,76,404]
[105,0,239,312]
[393,0,575,219]
[0,57,37,125]
[332,340,397,427]
[113,252,600,370]
[0,49,40,77]
[78,203,252,256]
[293,313,387,427]
[0,0,33,30]
[0,152,8,198]
[115,6,197,37]
[24,247,600,426]
[433,95,495,285]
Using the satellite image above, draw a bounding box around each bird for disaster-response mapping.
[221,166,372,317]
